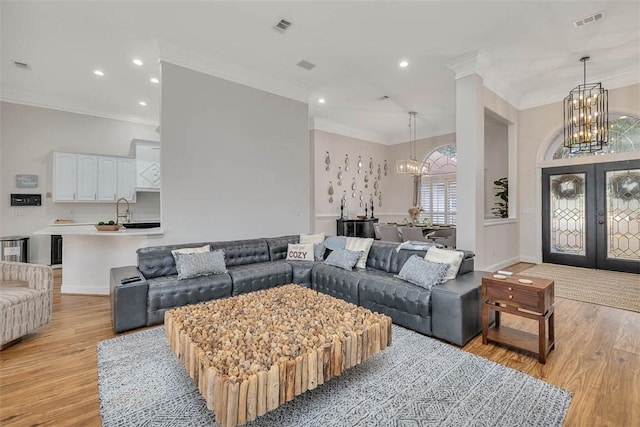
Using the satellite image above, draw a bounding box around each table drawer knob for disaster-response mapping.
[509,295,513,299]
[508,287,513,291]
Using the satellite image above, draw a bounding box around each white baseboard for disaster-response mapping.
[519,255,539,264]
[61,285,109,296]
[482,256,521,272]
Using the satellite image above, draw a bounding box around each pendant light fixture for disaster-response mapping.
[563,56,609,153]
[396,112,429,175]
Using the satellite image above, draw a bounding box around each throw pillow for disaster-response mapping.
[171,244,210,257]
[313,243,326,261]
[174,249,227,280]
[425,247,464,283]
[324,249,363,271]
[323,236,347,251]
[286,243,315,262]
[300,232,325,244]
[345,237,374,269]
[396,255,449,290]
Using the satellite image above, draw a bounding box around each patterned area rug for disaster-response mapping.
[521,263,640,312]
[98,326,571,426]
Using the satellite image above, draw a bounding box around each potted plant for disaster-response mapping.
[491,177,508,218]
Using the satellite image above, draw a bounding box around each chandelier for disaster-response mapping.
[396,111,429,175]
[563,56,609,154]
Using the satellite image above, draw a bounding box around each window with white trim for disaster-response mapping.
[419,145,457,225]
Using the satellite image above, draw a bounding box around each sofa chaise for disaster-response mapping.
[110,235,488,346]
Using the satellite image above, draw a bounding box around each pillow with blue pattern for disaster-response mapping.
[174,249,227,280]
[324,249,363,271]
[396,255,449,290]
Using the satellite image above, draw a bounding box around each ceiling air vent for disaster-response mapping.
[274,19,293,33]
[573,10,605,28]
[296,60,316,71]
[13,60,30,70]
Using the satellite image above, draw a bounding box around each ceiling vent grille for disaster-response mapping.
[274,19,293,33]
[13,60,30,70]
[296,60,316,70]
[573,10,604,27]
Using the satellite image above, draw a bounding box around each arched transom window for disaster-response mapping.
[547,113,640,160]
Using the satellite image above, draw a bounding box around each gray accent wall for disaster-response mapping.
[160,63,311,243]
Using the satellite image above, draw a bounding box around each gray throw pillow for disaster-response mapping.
[314,243,326,261]
[324,249,363,271]
[323,236,347,251]
[174,249,227,280]
[396,255,449,290]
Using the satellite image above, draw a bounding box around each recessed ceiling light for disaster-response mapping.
[132,59,144,66]
[138,101,147,106]
[150,77,159,84]
[399,60,409,68]
[93,70,105,76]
[318,98,326,104]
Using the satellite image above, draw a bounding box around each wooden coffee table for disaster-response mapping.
[165,284,392,427]
[482,274,555,364]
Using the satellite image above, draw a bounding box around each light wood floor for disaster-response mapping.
[1,265,639,426]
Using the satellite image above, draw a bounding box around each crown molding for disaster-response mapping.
[518,66,640,110]
[0,89,159,126]
[159,41,312,104]
[311,118,389,145]
[446,50,491,80]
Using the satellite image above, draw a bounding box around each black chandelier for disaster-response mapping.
[563,56,609,154]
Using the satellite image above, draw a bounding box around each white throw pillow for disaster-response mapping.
[171,244,210,257]
[345,237,374,269]
[285,243,315,262]
[425,247,464,283]
[300,232,325,244]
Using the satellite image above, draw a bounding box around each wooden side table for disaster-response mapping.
[482,274,555,364]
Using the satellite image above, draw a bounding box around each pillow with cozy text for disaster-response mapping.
[286,243,315,262]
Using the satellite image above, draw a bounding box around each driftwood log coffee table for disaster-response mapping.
[165,284,392,427]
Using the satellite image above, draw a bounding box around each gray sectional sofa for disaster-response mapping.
[110,235,488,346]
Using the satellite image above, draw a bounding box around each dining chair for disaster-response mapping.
[399,226,429,242]
[427,227,456,248]
[377,225,402,242]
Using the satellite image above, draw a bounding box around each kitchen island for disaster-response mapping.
[34,225,163,295]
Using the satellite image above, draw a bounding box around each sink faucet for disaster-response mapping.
[116,198,131,224]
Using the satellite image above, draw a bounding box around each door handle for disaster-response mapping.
[598,220,604,225]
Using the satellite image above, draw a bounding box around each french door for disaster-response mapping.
[542,159,640,273]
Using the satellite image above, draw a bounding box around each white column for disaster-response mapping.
[448,52,488,268]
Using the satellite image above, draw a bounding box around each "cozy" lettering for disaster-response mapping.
[288,251,308,259]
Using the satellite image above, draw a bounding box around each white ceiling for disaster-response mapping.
[1,1,639,144]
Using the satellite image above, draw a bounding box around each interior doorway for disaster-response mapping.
[542,159,640,273]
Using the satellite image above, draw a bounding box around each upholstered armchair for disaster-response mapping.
[0,261,54,348]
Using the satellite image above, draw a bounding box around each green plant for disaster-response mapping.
[491,177,508,218]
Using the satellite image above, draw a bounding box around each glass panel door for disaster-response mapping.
[543,159,640,273]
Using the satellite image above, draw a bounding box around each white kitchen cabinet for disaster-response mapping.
[76,154,98,201]
[132,139,160,191]
[117,158,137,202]
[98,156,117,202]
[53,152,77,201]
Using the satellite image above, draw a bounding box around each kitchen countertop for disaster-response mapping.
[34,225,163,237]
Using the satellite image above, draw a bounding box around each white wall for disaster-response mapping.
[160,62,311,243]
[518,83,640,263]
[312,130,393,235]
[0,102,159,264]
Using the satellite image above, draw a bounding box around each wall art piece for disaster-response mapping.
[344,154,350,171]
[337,167,343,186]
[384,160,388,176]
[364,173,369,188]
[378,164,382,180]
[325,152,331,171]
[357,156,363,174]
[373,178,379,195]
[359,191,364,207]
[351,177,356,191]
[379,191,383,207]
[369,157,374,175]
[342,191,347,207]
[328,181,334,203]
